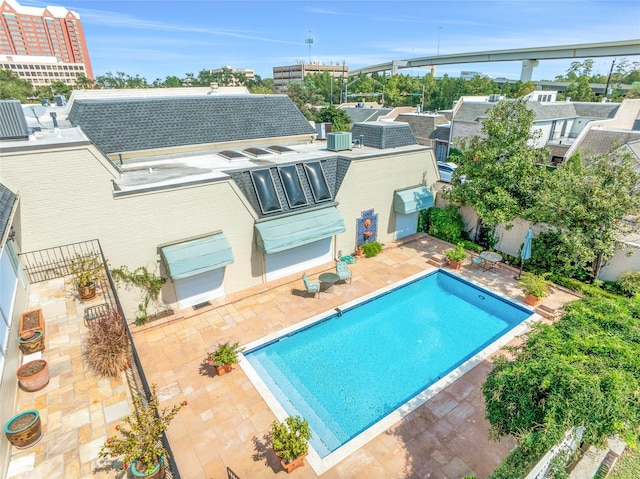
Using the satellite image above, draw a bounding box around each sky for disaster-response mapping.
[19,0,640,82]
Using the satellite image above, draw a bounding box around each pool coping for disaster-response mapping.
[239,266,541,475]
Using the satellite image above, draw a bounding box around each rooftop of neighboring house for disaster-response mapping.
[451,97,621,123]
[575,129,640,159]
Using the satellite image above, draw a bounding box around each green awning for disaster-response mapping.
[161,233,234,280]
[255,207,346,254]
[393,186,434,214]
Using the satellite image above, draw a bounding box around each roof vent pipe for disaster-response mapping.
[49,111,58,128]
[210,82,218,92]
[359,135,364,148]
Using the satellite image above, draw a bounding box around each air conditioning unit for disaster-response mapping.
[327,132,352,151]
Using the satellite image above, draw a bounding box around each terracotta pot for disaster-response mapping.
[523,293,541,306]
[19,308,45,338]
[4,410,42,449]
[448,259,463,270]
[215,364,233,376]
[18,329,45,354]
[131,454,163,478]
[16,359,49,392]
[78,281,97,300]
[276,452,307,474]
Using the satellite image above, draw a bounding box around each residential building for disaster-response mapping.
[0,53,88,86]
[273,61,348,91]
[0,0,92,82]
[0,87,438,332]
[207,66,255,85]
[449,95,621,163]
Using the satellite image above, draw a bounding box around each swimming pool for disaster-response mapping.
[242,269,534,473]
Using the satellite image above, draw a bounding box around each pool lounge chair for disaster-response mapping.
[335,261,352,284]
[302,273,321,298]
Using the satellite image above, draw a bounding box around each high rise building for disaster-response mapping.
[0,0,92,84]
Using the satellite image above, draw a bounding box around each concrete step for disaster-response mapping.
[568,437,626,479]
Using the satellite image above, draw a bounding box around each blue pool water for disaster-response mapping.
[244,270,530,458]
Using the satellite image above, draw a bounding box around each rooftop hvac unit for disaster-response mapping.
[488,94,502,102]
[327,132,352,151]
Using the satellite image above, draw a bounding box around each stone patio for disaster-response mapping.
[5,234,580,479]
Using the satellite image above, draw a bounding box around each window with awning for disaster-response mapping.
[160,233,234,280]
[393,187,434,215]
[255,207,346,254]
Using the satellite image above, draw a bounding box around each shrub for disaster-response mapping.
[424,206,465,243]
[527,231,591,281]
[460,239,483,253]
[271,415,312,463]
[99,384,186,475]
[616,271,640,297]
[205,341,245,366]
[84,310,131,378]
[445,243,467,262]
[362,241,382,258]
[110,265,167,325]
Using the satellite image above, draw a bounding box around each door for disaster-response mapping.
[395,212,418,240]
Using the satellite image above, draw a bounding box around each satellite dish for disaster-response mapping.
[22,104,47,119]
[22,104,47,128]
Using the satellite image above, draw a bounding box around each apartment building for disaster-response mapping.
[0,0,92,82]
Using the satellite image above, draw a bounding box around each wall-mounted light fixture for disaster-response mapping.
[7,226,16,242]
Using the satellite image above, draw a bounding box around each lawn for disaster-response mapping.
[609,449,640,478]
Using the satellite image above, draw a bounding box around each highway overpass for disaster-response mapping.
[349,40,640,81]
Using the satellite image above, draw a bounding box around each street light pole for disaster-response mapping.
[371,77,385,105]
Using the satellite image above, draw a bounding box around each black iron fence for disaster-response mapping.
[18,239,103,283]
[18,240,181,479]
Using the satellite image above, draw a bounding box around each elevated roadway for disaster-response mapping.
[349,40,640,81]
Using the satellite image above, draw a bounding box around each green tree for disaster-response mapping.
[564,75,596,102]
[447,99,550,238]
[316,105,351,132]
[284,81,324,120]
[531,149,640,280]
[483,295,640,449]
[0,68,34,102]
[74,73,93,89]
[515,81,536,97]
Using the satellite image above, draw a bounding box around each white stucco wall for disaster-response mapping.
[334,148,439,256]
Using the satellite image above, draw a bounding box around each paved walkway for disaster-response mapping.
[5,234,580,479]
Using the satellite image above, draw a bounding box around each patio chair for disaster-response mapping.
[302,273,321,298]
[335,261,352,284]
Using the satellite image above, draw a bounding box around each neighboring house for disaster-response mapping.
[449,95,622,164]
[0,92,439,318]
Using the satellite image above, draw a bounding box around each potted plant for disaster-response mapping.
[444,243,467,270]
[4,410,42,448]
[16,359,49,392]
[519,272,550,306]
[19,308,45,340]
[271,415,312,473]
[205,341,245,376]
[68,252,104,300]
[84,311,131,378]
[99,384,186,479]
[18,329,45,355]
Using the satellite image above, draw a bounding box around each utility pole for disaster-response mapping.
[604,58,616,101]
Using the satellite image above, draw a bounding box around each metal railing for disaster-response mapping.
[18,240,181,479]
[18,239,102,283]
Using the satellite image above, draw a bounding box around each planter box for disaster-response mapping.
[448,259,463,270]
[19,309,45,338]
[276,452,307,474]
[215,364,233,376]
[524,293,541,306]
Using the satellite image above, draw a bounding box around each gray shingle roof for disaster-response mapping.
[452,100,620,123]
[0,100,29,140]
[351,123,417,149]
[342,107,393,123]
[575,129,640,158]
[68,95,316,154]
[0,182,17,241]
[572,102,619,119]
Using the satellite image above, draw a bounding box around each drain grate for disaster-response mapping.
[192,301,212,310]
